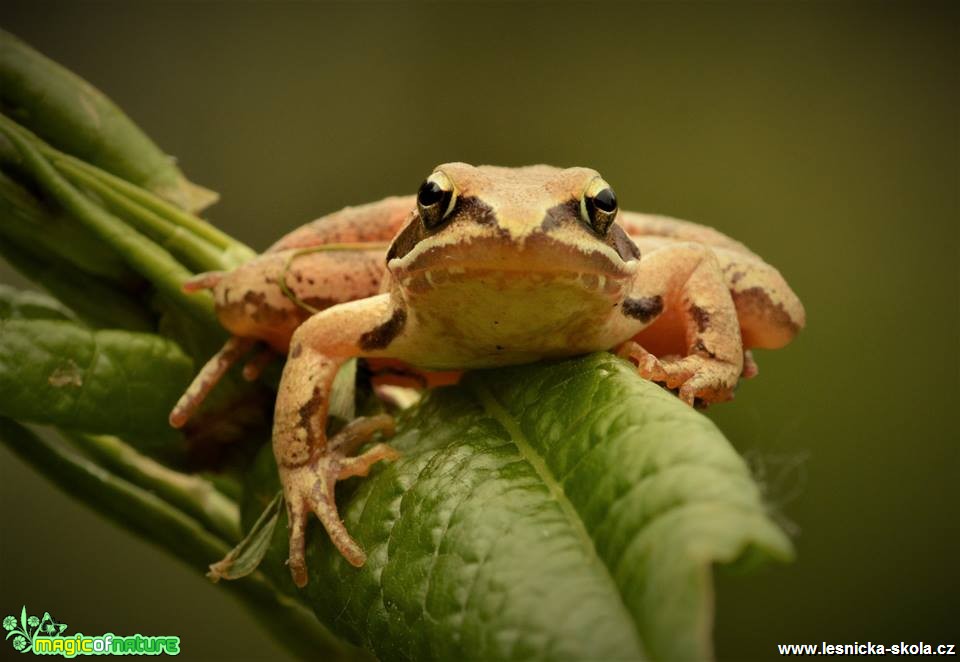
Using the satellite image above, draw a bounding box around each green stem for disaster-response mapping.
[0,232,154,331]
[0,169,133,283]
[45,149,253,261]
[0,115,217,328]
[62,431,243,543]
[55,158,230,273]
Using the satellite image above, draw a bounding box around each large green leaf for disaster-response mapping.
[0,318,192,446]
[246,353,792,661]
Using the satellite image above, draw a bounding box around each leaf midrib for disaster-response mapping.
[470,380,645,656]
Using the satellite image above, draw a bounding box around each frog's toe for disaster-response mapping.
[677,369,738,407]
[616,341,668,382]
[302,462,368,570]
[280,415,398,585]
[617,342,739,406]
[338,443,401,479]
[329,413,396,455]
[618,342,693,389]
[169,336,255,428]
[242,347,276,381]
[282,456,366,587]
[285,494,310,587]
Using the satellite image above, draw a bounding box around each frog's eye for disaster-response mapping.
[581,178,618,236]
[417,171,456,230]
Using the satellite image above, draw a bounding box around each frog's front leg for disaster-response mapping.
[618,242,744,405]
[274,293,404,586]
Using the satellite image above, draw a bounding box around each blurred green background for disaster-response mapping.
[0,2,956,660]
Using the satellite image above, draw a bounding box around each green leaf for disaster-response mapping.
[284,354,791,661]
[208,491,282,581]
[0,283,75,321]
[61,431,242,543]
[0,318,193,447]
[329,358,358,422]
[0,240,154,331]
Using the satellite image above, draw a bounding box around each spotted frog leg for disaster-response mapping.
[620,211,806,360]
[273,294,405,586]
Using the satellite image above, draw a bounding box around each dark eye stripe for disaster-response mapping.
[605,223,640,261]
[540,200,639,262]
[386,196,497,262]
[386,213,426,262]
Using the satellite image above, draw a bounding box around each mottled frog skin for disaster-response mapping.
[170,163,805,586]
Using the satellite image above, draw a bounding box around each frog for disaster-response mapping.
[169,163,805,587]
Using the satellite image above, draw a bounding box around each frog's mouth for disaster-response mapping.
[389,233,637,283]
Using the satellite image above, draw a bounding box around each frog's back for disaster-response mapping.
[617,211,756,256]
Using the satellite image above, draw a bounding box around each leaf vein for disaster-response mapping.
[469,380,642,651]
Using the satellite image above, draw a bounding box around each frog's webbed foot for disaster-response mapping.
[617,342,739,406]
[282,414,398,587]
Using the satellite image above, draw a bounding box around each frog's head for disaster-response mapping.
[386,163,640,298]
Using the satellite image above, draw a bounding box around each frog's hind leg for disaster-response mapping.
[617,242,744,406]
[623,213,805,352]
[169,336,256,428]
[365,358,462,389]
[711,247,806,351]
[241,346,276,381]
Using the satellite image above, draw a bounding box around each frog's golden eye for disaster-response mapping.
[417,171,456,230]
[581,178,618,236]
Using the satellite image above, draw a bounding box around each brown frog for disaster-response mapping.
[170,163,805,586]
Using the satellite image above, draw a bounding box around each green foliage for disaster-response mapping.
[0,283,75,321]
[0,170,132,282]
[0,316,193,448]
[208,491,283,582]
[244,355,792,661]
[0,29,215,212]
[0,418,359,662]
[0,30,793,662]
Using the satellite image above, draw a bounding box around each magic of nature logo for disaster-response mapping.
[3,607,180,657]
